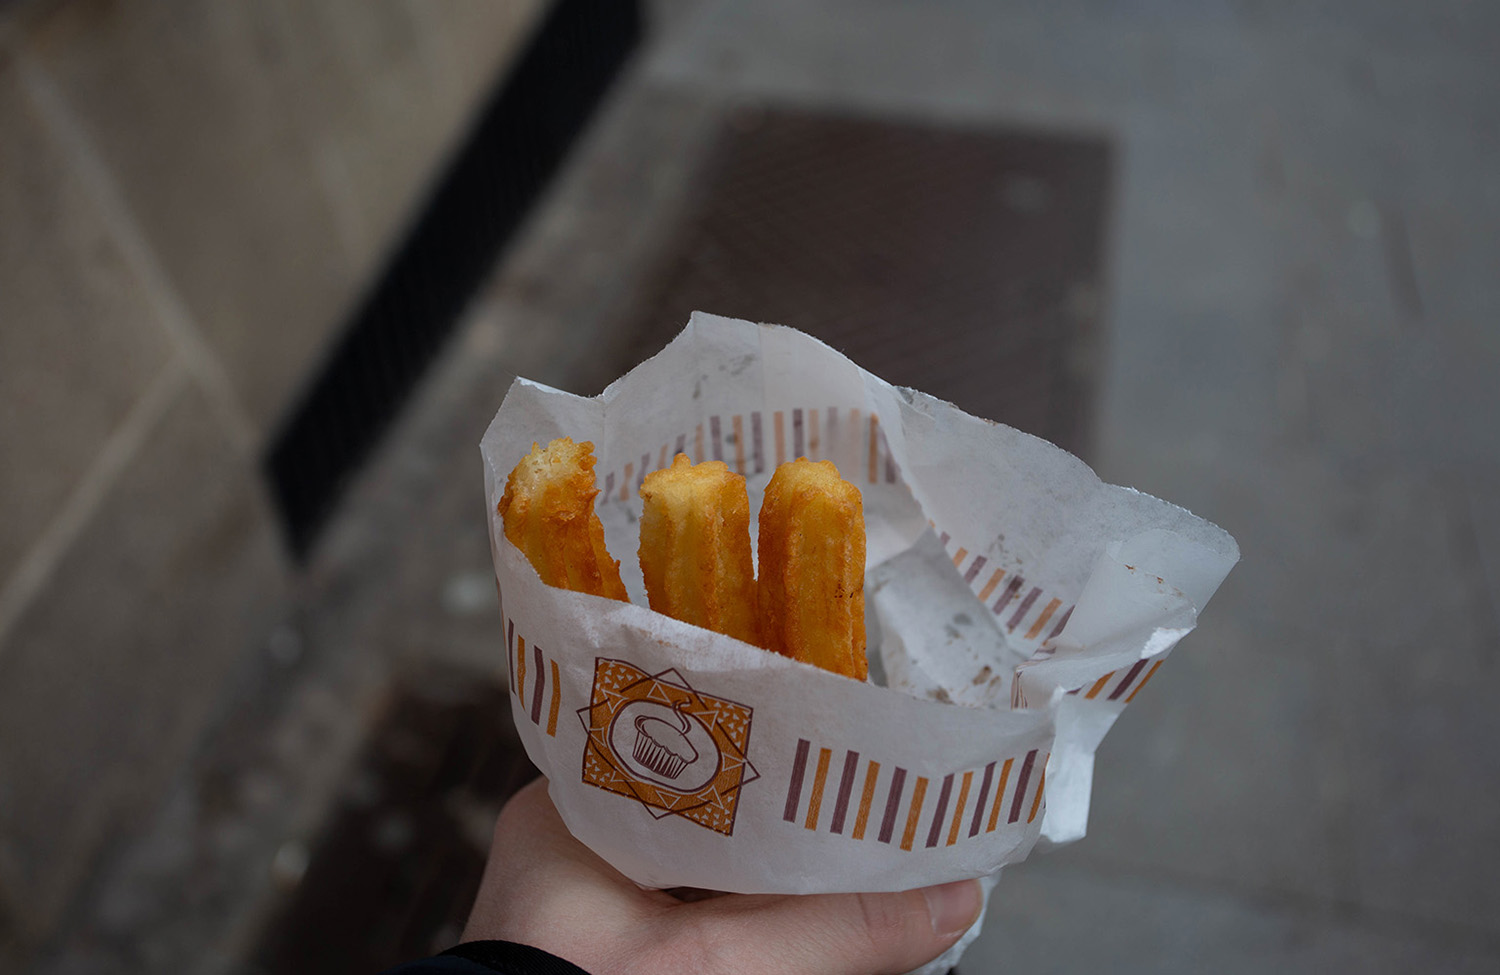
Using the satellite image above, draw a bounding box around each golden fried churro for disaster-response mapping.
[757,458,867,680]
[638,454,761,646]
[498,437,627,600]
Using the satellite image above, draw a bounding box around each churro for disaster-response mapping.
[638,454,762,646]
[757,458,867,680]
[498,437,627,600]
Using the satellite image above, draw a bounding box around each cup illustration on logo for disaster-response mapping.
[607,697,721,793]
[633,700,698,780]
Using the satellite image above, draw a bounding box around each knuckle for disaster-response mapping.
[856,891,923,956]
[491,798,523,848]
[489,782,547,869]
[490,804,513,842]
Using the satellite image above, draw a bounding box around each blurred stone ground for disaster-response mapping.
[26,1,1500,972]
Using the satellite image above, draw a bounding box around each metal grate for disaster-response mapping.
[612,107,1113,458]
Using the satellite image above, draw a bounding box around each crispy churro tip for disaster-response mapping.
[639,453,762,647]
[757,458,867,680]
[499,437,628,601]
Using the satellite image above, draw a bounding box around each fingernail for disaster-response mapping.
[922,879,982,937]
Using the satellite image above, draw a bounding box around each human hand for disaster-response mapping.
[462,777,984,975]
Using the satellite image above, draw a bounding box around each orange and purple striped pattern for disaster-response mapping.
[1064,657,1164,703]
[505,617,563,737]
[782,739,1050,847]
[943,543,1075,647]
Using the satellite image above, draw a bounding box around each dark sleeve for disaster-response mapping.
[380,941,593,975]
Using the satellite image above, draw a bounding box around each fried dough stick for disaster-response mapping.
[498,437,627,600]
[758,458,867,680]
[638,454,761,646]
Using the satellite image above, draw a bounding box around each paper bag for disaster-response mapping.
[481,313,1238,966]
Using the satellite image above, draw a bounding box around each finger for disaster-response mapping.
[670,879,983,975]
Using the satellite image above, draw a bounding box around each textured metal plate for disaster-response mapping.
[614,106,1112,458]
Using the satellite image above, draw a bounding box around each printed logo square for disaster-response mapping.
[579,658,757,836]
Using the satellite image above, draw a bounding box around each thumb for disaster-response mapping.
[670,880,983,975]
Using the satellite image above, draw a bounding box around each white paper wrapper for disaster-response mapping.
[482,314,1238,971]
